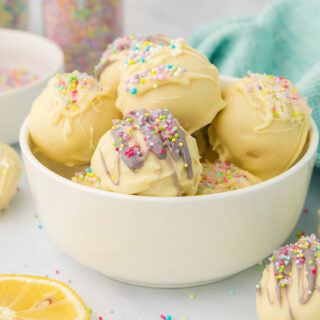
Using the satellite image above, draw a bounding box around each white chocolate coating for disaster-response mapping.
[29,71,121,166]
[91,109,202,197]
[116,39,225,133]
[257,235,320,320]
[95,35,172,95]
[0,142,22,211]
[209,74,311,180]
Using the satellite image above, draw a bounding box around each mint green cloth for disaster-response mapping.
[190,0,320,167]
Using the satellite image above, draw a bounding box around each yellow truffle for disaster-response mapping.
[91,109,202,197]
[0,142,22,211]
[116,38,225,134]
[29,71,121,166]
[209,74,311,180]
[94,34,172,95]
[256,235,320,320]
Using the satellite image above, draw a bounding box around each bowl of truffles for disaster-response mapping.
[20,36,319,288]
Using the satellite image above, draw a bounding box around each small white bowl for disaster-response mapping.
[0,28,64,144]
[20,76,319,288]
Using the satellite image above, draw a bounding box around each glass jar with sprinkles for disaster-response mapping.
[42,0,122,73]
[0,0,28,30]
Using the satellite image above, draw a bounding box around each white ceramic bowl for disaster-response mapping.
[0,28,64,144]
[20,76,319,288]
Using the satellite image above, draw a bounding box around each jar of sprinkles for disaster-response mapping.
[42,0,122,73]
[0,0,28,30]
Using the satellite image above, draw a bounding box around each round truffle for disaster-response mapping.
[0,142,22,211]
[116,38,225,133]
[91,108,202,196]
[29,71,121,166]
[197,161,261,195]
[208,74,311,180]
[256,234,320,320]
[94,35,171,95]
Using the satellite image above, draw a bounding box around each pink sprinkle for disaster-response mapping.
[312,269,317,274]
[303,209,309,214]
[16,186,20,192]
[55,270,60,274]
[160,149,165,154]
[160,315,166,320]
[99,317,103,320]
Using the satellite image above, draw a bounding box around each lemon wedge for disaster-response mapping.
[0,275,89,320]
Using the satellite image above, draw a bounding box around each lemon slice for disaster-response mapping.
[0,275,89,320]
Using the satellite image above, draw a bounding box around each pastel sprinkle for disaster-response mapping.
[0,68,39,92]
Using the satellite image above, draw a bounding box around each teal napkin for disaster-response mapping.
[190,0,320,167]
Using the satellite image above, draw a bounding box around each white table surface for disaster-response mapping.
[0,146,319,320]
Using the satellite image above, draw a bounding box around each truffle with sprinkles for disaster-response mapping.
[197,161,261,195]
[29,70,121,166]
[257,234,320,320]
[209,73,311,180]
[91,108,202,196]
[116,38,225,134]
[94,34,171,95]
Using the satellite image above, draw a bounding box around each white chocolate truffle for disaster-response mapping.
[0,142,22,211]
[29,71,121,166]
[116,38,225,133]
[197,161,261,195]
[256,235,320,320]
[91,109,202,197]
[94,35,171,95]
[209,74,311,180]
